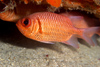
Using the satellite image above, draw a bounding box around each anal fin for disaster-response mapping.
[62,35,79,48]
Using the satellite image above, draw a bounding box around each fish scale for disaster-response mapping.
[16,12,100,48]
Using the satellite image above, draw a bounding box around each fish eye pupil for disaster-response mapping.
[24,19,29,25]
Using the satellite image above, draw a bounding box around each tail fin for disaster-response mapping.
[81,27,100,46]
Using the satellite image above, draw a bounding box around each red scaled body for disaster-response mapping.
[16,12,100,48]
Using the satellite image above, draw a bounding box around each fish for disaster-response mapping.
[16,12,100,48]
[0,10,19,22]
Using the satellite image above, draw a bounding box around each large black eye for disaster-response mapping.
[23,19,29,26]
[22,18,31,27]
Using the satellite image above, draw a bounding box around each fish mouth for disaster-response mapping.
[16,21,25,35]
[16,20,23,32]
[16,20,30,35]
[16,21,20,28]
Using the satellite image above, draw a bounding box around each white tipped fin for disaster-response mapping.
[83,34,95,46]
[62,35,79,48]
[81,27,100,46]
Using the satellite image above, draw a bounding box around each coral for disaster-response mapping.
[0,0,100,22]
[46,0,61,7]
[63,0,99,14]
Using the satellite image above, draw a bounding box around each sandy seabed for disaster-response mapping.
[0,21,100,67]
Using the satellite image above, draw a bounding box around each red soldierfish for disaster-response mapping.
[16,12,100,48]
